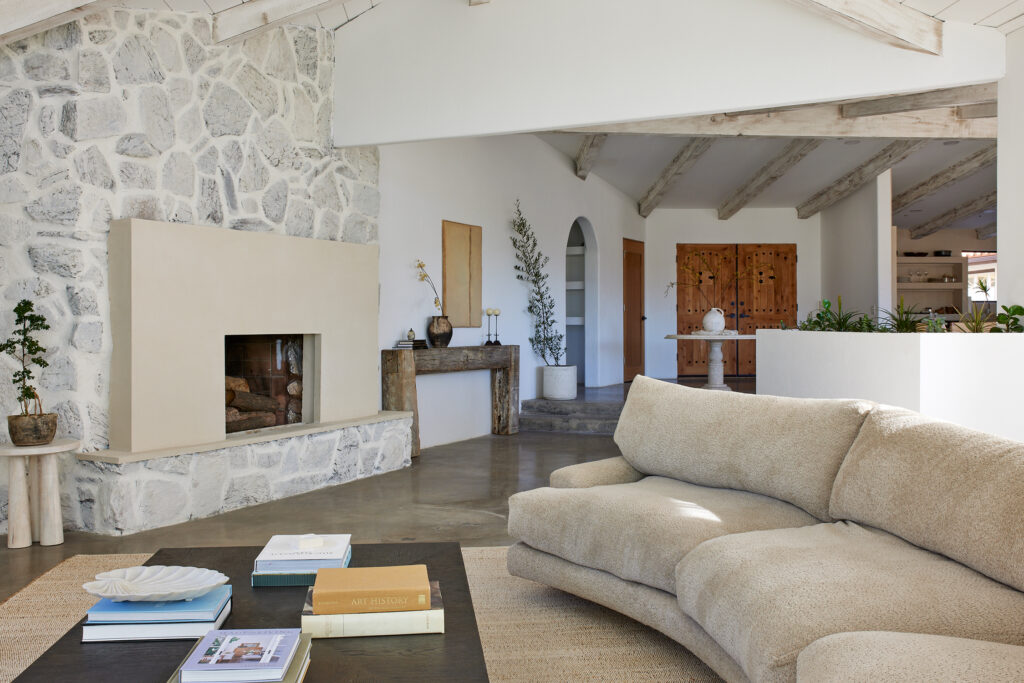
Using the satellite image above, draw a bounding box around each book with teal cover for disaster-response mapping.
[251,546,351,587]
[87,585,232,623]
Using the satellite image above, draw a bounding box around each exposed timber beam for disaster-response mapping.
[892,144,996,213]
[469,0,491,4]
[213,0,343,45]
[561,105,996,140]
[958,102,998,119]
[575,134,608,180]
[976,223,997,240]
[909,190,997,239]
[841,83,997,118]
[797,140,926,219]
[718,139,822,220]
[787,0,942,55]
[638,138,715,218]
[0,0,106,46]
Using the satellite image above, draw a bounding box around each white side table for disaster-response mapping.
[0,438,79,548]
[665,334,757,391]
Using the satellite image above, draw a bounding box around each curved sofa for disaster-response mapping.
[506,375,1024,682]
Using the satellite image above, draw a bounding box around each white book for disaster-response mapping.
[82,601,231,642]
[254,534,352,573]
[300,581,444,638]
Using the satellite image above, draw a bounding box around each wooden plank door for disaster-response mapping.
[623,239,645,382]
[676,244,738,377]
[736,244,797,375]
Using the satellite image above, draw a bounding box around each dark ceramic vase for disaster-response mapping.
[427,315,453,348]
[7,413,57,446]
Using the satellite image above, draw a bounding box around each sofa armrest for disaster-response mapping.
[797,631,1024,682]
[549,456,643,488]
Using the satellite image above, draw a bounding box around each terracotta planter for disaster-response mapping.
[427,315,453,348]
[7,413,57,446]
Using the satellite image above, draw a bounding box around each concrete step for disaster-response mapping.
[519,412,619,435]
[520,398,624,418]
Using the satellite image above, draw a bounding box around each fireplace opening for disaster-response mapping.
[225,334,307,434]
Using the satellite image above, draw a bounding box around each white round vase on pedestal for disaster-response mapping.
[542,365,578,400]
[702,307,726,333]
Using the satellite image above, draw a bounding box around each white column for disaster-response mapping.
[7,456,31,549]
[999,32,1024,304]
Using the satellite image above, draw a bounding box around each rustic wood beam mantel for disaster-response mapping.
[560,105,996,140]
[797,139,925,219]
[381,346,519,457]
[638,138,714,218]
[0,0,106,45]
[574,134,608,180]
[976,222,997,240]
[213,0,344,45]
[841,83,997,118]
[892,144,996,213]
[718,138,822,220]
[910,190,997,239]
[787,0,942,55]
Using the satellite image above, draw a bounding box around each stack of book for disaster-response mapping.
[301,564,444,638]
[394,339,427,349]
[252,534,352,587]
[82,585,232,642]
[168,628,311,683]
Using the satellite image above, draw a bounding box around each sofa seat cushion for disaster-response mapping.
[676,522,1024,683]
[796,632,1024,683]
[508,476,818,594]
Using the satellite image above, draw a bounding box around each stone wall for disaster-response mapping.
[0,10,387,534]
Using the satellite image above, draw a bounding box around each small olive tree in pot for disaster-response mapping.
[2,299,57,445]
[510,200,576,400]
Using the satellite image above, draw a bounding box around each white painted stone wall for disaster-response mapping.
[0,10,391,534]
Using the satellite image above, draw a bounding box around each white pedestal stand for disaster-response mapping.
[0,438,79,548]
[665,334,757,392]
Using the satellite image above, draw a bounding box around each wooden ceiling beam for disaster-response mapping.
[976,223,996,240]
[574,134,607,180]
[213,0,344,45]
[787,0,942,55]
[718,138,822,220]
[892,143,996,212]
[561,105,996,140]
[841,83,997,118]
[638,138,715,218]
[957,102,998,120]
[909,190,997,239]
[796,139,925,219]
[0,0,106,46]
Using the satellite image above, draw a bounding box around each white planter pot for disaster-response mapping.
[542,365,578,400]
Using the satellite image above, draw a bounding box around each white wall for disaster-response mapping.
[820,174,892,317]
[896,228,996,254]
[643,208,822,380]
[998,31,1024,305]
[378,135,644,447]
[334,0,1004,146]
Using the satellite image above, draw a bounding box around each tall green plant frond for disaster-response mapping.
[510,201,565,366]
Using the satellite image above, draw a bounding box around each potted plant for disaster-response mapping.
[416,259,452,347]
[2,299,57,446]
[510,201,575,400]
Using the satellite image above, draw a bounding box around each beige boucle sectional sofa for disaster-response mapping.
[506,376,1024,682]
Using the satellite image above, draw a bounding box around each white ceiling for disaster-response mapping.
[536,134,996,232]
[901,0,1024,33]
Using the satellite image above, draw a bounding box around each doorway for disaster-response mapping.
[675,243,796,377]
[623,238,645,382]
[565,223,586,382]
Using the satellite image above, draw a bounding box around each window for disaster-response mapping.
[965,251,997,303]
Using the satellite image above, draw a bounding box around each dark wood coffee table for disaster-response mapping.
[15,542,489,682]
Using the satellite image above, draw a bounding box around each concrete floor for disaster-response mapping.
[0,431,618,603]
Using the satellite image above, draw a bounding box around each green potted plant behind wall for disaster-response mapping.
[2,299,57,446]
[510,200,575,400]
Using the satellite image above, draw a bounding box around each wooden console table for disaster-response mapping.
[382,345,519,457]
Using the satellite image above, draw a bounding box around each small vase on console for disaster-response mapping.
[427,315,453,348]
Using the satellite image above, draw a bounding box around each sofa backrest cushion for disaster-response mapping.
[613,376,873,520]
[830,405,1024,593]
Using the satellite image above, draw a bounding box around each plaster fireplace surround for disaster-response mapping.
[0,10,411,535]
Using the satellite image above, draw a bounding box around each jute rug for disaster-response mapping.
[0,548,721,682]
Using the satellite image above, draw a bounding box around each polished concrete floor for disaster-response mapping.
[0,432,619,603]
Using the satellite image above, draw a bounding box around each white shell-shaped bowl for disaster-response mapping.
[82,565,229,602]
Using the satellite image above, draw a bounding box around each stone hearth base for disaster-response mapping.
[61,416,412,535]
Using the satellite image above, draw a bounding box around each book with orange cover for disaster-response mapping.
[312,564,430,615]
